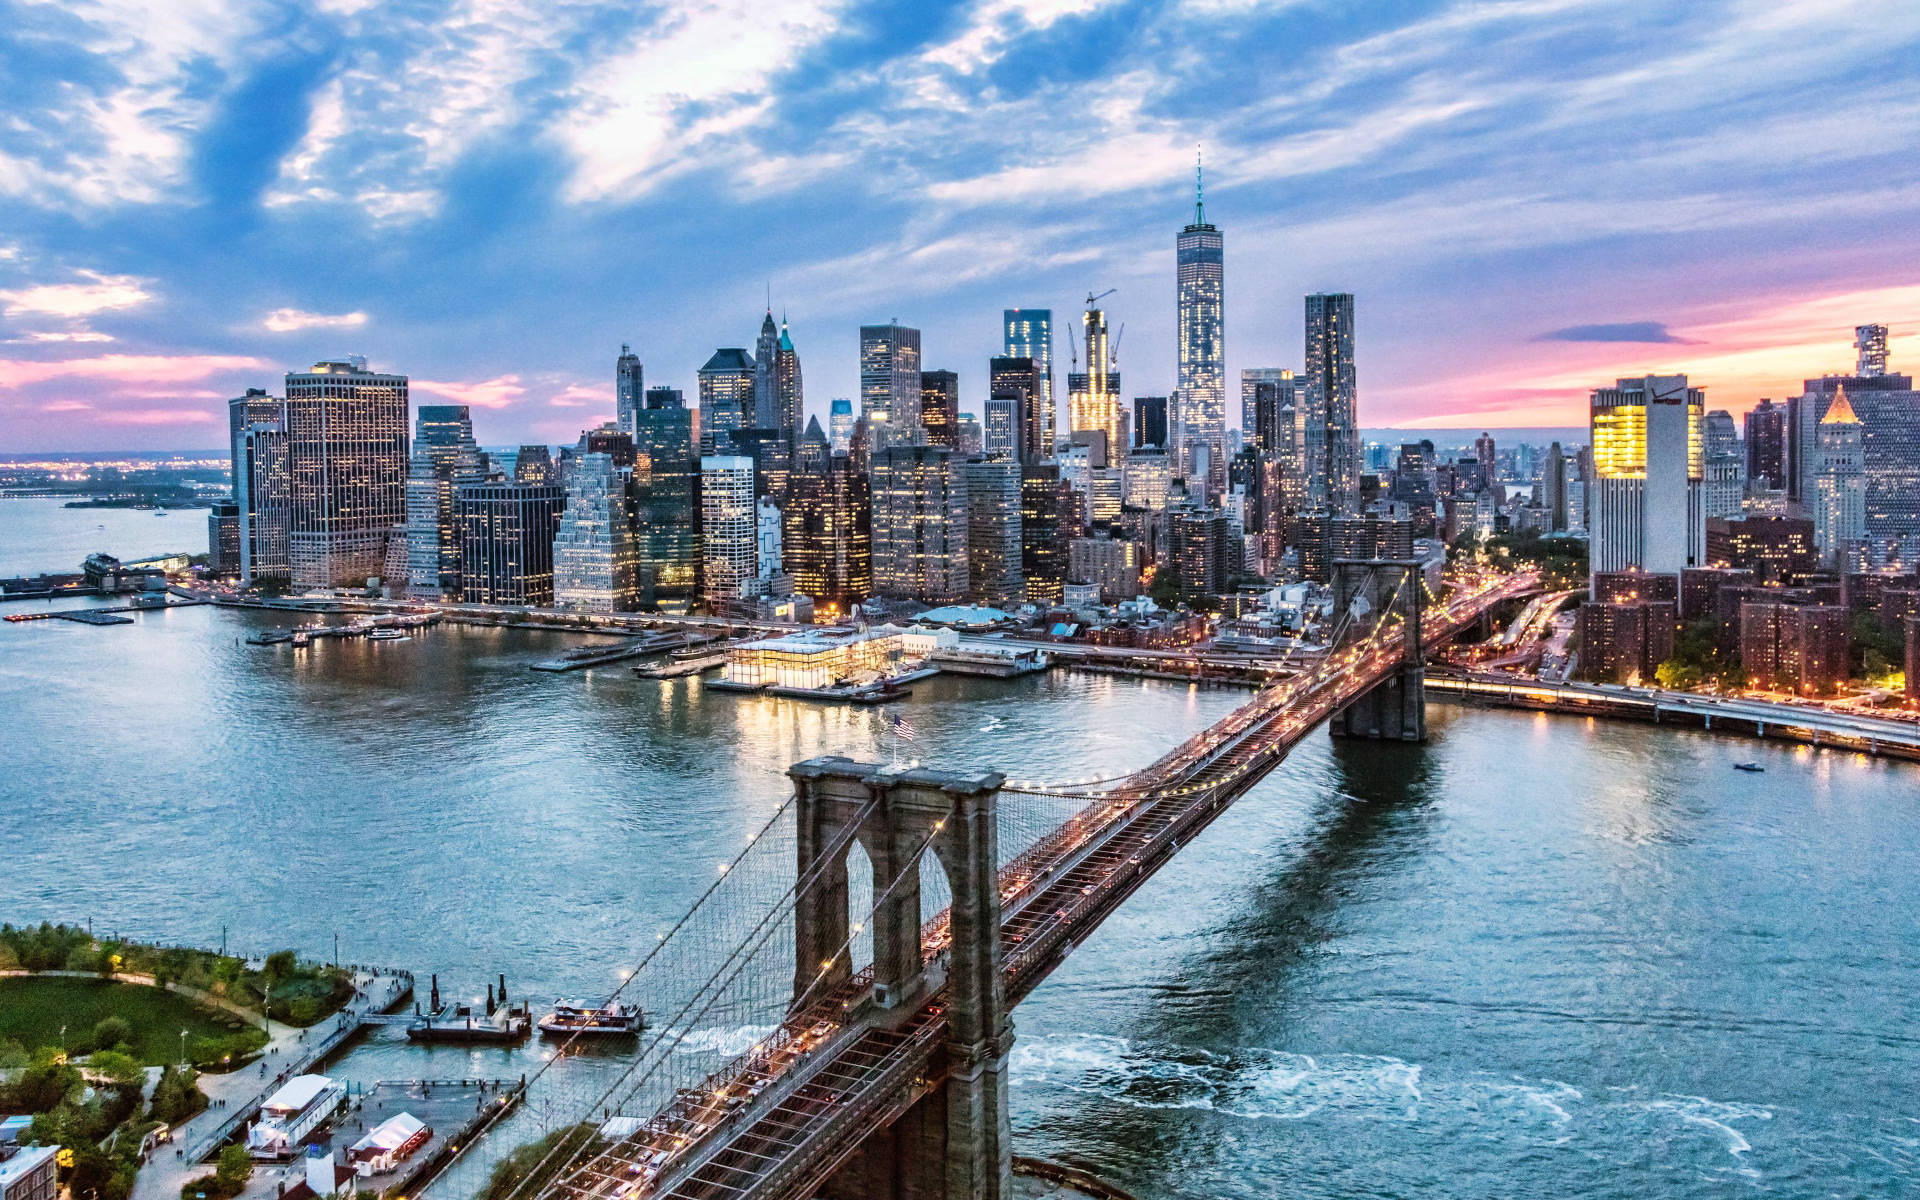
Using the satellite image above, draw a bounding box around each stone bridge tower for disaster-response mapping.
[789,757,1014,1200]
[1329,558,1428,742]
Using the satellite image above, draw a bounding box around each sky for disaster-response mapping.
[2,0,1919,453]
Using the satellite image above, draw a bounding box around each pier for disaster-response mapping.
[531,631,714,672]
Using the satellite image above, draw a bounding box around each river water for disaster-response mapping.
[1,496,208,576]
[1,562,1915,1196]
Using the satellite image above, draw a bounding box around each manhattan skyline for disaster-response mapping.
[1,1,1918,452]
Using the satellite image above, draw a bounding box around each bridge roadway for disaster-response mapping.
[537,568,1538,1200]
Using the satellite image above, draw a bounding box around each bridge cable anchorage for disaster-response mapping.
[495,795,886,1200]
[431,787,808,1192]
[536,808,952,1200]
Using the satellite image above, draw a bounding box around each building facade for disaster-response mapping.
[697,348,755,455]
[700,456,758,611]
[1176,184,1225,496]
[963,457,1024,607]
[283,359,410,589]
[784,453,871,613]
[1003,309,1054,456]
[1814,385,1867,567]
[1070,304,1122,457]
[1589,374,1705,584]
[1304,293,1358,511]
[553,452,638,611]
[403,404,487,599]
[229,388,291,586]
[633,405,701,603]
[860,322,922,444]
[616,343,643,437]
[920,369,960,451]
[455,481,564,606]
[871,446,968,603]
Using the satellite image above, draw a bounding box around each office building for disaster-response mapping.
[553,453,639,611]
[1589,374,1705,584]
[454,481,564,606]
[1786,331,1919,558]
[1474,431,1497,481]
[700,456,758,611]
[697,348,755,454]
[1741,601,1850,694]
[756,498,783,588]
[753,311,781,429]
[1021,464,1064,604]
[616,343,643,437]
[1176,169,1225,495]
[1304,293,1359,509]
[1706,516,1820,586]
[632,406,701,602]
[784,452,871,613]
[956,413,983,457]
[828,397,854,452]
[403,405,488,599]
[1068,535,1140,602]
[984,397,1017,461]
[861,322,922,443]
[1814,385,1866,566]
[921,369,960,450]
[726,426,791,504]
[1133,395,1169,450]
[284,358,411,589]
[1745,398,1787,489]
[989,356,1043,464]
[229,388,291,586]
[1124,447,1172,512]
[773,318,802,444]
[1241,369,1296,454]
[1003,308,1055,455]
[512,445,555,485]
[1577,599,1677,683]
[870,446,968,602]
[1170,508,1230,599]
[208,499,240,575]
[963,457,1024,607]
[1070,303,1122,455]
[645,386,684,410]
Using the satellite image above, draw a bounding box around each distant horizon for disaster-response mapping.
[2,422,1600,463]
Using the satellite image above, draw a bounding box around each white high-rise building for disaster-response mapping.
[700,456,758,611]
[1589,374,1705,583]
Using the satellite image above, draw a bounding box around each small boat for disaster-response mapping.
[538,999,644,1037]
[1732,762,1765,773]
[368,628,409,641]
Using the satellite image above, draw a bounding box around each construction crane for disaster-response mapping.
[1084,288,1116,308]
[1111,322,1125,365]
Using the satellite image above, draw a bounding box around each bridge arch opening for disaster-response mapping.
[843,838,874,976]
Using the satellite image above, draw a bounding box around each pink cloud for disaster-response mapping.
[112,408,218,425]
[413,375,527,409]
[548,381,611,408]
[40,399,94,412]
[0,353,266,388]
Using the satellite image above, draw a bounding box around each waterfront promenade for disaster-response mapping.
[133,971,411,1200]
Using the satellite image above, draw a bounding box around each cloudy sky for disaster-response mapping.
[2,0,1918,452]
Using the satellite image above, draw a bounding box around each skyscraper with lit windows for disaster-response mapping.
[1176,162,1225,496]
[1304,293,1358,510]
[1589,374,1705,584]
[403,404,488,598]
[616,343,643,437]
[860,322,922,445]
[1003,309,1054,455]
[284,358,410,588]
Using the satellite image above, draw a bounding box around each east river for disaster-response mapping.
[3,510,1917,1198]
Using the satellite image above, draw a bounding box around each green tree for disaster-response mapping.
[1655,659,1703,689]
[214,1144,254,1193]
[87,1051,144,1088]
[483,1125,601,1200]
[92,1016,134,1051]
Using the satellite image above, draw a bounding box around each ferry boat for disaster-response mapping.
[368,628,409,641]
[538,999,644,1037]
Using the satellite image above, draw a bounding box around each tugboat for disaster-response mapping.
[1732,761,1765,773]
[538,998,644,1037]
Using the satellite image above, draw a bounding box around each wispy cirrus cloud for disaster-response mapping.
[263,308,370,333]
[413,375,527,409]
[0,271,153,318]
[0,354,264,388]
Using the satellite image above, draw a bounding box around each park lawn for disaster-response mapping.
[0,976,263,1065]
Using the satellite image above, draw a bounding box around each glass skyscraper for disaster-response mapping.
[616,343,643,437]
[1002,309,1054,456]
[632,406,701,603]
[229,388,290,587]
[1304,293,1358,511]
[553,452,639,611]
[403,404,487,598]
[860,322,922,444]
[1176,173,1225,497]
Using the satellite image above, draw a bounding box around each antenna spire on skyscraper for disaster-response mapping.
[1195,144,1204,225]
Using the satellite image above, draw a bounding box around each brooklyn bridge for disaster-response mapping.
[436,558,1541,1200]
